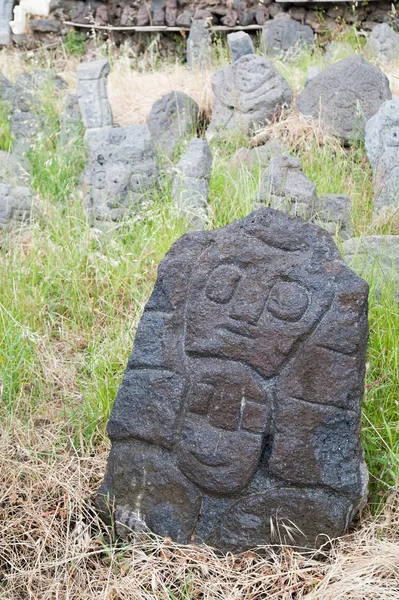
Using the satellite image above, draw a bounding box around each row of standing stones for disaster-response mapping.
[1,19,398,551]
[3,18,399,285]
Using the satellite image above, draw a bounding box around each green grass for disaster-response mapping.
[0,37,398,511]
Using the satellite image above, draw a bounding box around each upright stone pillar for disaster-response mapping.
[0,0,14,46]
[76,59,113,130]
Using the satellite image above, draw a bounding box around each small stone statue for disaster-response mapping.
[76,59,113,130]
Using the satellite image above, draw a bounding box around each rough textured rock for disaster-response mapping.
[255,153,318,220]
[60,93,82,144]
[82,124,158,225]
[0,0,14,46]
[316,193,353,240]
[297,56,392,143]
[231,139,286,169]
[261,16,314,57]
[187,20,212,70]
[365,97,399,213]
[76,59,113,130]
[305,65,320,86]
[147,91,199,157]
[0,69,67,154]
[30,18,61,33]
[207,55,292,139]
[0,150,31,186]
[343,235,399,296]
[365,23,399,63]
[0,183,32,235]
[98,207,369,552]
[172,137,212,227]
[227,31,254,63]
[10,111,40,156]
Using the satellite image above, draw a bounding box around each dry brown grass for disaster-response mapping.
[108,58,214,125]
[1,423,399,600]
[250,109,338,153]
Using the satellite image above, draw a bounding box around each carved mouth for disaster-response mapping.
[189,449,230,467]
[221,324,254,339]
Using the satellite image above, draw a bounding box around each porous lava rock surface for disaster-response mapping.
[365,97,399,212]
[147,91,199,156]
[261,15,314,57]
[297,55,391,142]
[98,207,369,552]
[207,55,292,139]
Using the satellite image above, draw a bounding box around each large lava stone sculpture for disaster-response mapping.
[98,207,369,553]
[297,55,391,143]
[207,55,292,139]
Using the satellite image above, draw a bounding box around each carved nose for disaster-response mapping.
[229,279,266,325]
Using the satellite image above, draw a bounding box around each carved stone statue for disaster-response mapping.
[0,0,14,46]
[98,207,369,552]
[76,59,113,130]
[365,97,399,213]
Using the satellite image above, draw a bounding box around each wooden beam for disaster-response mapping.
[64,21,264,32]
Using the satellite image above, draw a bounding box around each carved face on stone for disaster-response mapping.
[185,229,334,377]
[178,225,336,493]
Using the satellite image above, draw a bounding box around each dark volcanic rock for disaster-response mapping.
[82,124,158,226]
[365,97,399,213]
[227,31,254,63]
[98,207,369,552]
[147,91,199,156]
[261,16,314,57]
[255,153,318,219]
[186,20,212,70]
[207,55,292,139]
[297,55,391,142]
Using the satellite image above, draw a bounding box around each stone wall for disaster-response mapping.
[13,1,397,48]
[46,0,396,32]
[47,0,392,32]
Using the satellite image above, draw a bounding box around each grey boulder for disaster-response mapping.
[261,16,314,58]
[0,0,14,46]
[60,93,82,145]
[82,124,158,225]
[255,153,318,220]
[187,20,212,70]
[227,31,254,63]
[10,112,40,156]
[98,207,369,552]
[364,23,399,63]
[0,151,31,186]
[172,137,212,227]
[147,91,199,157]
[0,183,33,235]
[316,193,353,240]
[207,55,292,139]
[297,55,392,142]
[365,97,399,212]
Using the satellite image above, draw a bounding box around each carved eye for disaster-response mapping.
[266,280,309,322]
[205,265,242,304]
